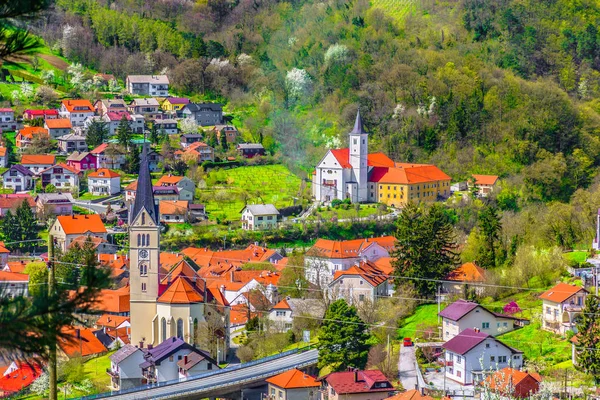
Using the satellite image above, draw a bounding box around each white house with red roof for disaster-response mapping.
[0,270,28,298]
[50,214,107,252]
[319,369,394,400]
[305,236,395,286]
[91,143,127,170]
[443,328,523,386]
[329,260,389,304]
[539,283,587,334]
[40,163,79,191]
[470,174,499,197]
[59,99,95,127]
[266,368,320,400]
[88,169,121,195]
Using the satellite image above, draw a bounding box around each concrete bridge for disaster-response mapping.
[83,348,318,400]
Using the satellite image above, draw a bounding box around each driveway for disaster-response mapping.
[398,344,418,391]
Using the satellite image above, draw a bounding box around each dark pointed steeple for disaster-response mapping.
[350,109,367,135]
[131,143,157,224]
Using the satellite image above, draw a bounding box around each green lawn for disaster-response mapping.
[398,304,440,340]
[308,204,385,221]
[481,290,543,321]
[371,0,417,22]
[564,251,588,264]
[78,192,106,201]
[83,351,114,389]
[199,165,304,222]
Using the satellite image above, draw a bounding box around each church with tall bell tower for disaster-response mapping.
[129,145,218,348]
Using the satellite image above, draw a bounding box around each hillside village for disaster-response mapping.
[4,0,600,399]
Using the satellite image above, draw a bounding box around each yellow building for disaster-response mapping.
[161,97,190,113]
[368,163,451,208]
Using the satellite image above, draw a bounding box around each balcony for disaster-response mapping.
[106,368,118,378]
[564,303,583,312]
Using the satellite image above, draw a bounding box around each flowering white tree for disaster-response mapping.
[392,103,406,119]
[68,63,85,90]
[237,53,253,66]
[285,68,312,104]
[20,83,34,100]
[41,69,55,85]
[10,90,20,105]
[30,371,49,395]
[61,24,75,55]
[324,43,350,66]
[108,79,120,92]
[180,118,199,134]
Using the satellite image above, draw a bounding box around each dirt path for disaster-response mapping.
[38,54,68,70]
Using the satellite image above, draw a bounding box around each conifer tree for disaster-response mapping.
[86,120,109,148]
[116,115,133,149]
[576,294,600,383]
[477,205,503,268]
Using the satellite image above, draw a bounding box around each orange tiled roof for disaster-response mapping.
[329,149,395,169]
[160,252,185,274]
[20,154,55,165]
[5,261,27,274]
[156,175,184,186]
[159,200,189,215]
[58,327,106,358]
[266,368,320,389]
[160,259,198,284]
[207,286,229,306]
[385,389,434,400]
[272,298,291,310]
[207,279,246,292]
[18,126,48,139]
[307,236,396,259]
[95,314,129,328]
[88,168,120,178]
[98,253,129,270]
[158,277,204,304]
[370,164,451,184]
[125,180,138,191]
[0,363,41,394]
[61,99,95,113]
[93,286,130,314]
[332,261,388,287]
[0,147,6,157]
[182,244,280,270]
[230,304,251,325]
[41,162,78,174]
[446,262,486,283]
[57,214,106,235]
[0,270,28,282]
[483,367,542,398]
[472,174,499,186]
[539,283,587,304]
[45,118,72,129]
[371,257,393,275]
[68,235,107,250]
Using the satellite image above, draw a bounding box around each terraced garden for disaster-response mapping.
[371,0,417,22]
[198,165,305,222]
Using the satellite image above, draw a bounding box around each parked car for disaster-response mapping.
[403,337,413,347]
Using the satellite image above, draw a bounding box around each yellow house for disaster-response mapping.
[368,163,451,208]
[161,97,191,113]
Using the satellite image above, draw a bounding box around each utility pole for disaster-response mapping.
[48,234,57,400]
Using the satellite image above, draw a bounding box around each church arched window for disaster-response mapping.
[146,234,150,247]
[161,318,167,342]
[140,264,147,276]
[137,234,141,247]
[193,318,198,345]
[176,318,184,339]
[141,212,145,225]
[142,234,146,247]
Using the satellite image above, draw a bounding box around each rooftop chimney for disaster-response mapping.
[354,370,358,382]
[184,355,188,364]
[139,341,144,349]
[147,344,153,350]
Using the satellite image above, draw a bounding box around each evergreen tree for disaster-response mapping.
[150,123,160,145]
[16,200,38,252]
[477,205,503,268]
[220,131,228,151]
[317,299,371,371]
[575,294,600,383]
[116,115,133,149]
[124,145,140,174]
[1,210,21,249]
[86,120,109,148]
[391,202,459,297]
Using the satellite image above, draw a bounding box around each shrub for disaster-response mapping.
[331,199,343,208]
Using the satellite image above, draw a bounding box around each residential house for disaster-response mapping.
[0,194,35,216]
[2,165,34,191]
[267,298,325,333]
[329,260,390,304]
[443,262,487,296]
[181,103,223,126]
[470,175,499,197]
[0,363,41,397]
[482,368,542,398]
[304,236,395,287]
[59,99,95,127]
[88,169,121,195]
[139,337,218,384]
[101,111,132,136]
[154,119,179,135]
[40,163,79,191]
[384,390,433,400]
[266,369,320,400]
[23,109,58,121]
[126,75,170,96]
[91,143,126,170]
[125,181,179,204]
[443,328,523,386]
[319,370,394,400]
[69,235,112,255]
[57,327,107,360]
[0,242,10,267]
[188,204,206,221]
[147,149,162,172]
[161,97,190,115]
[58,133,87,153]
[0,108,17,131]
[237,143,265,158]
[180,134,203,148]
[159,200,189,223]
[50,214,107,252]
[44,118,72,138]
[241,204,280,231]
[20,154,55,175]
[156,175,195,201]
[94,327,129,350]
[108,344,145,390]
[0,147,6,168]
[66,151,97,172]
[15,127,49,151]
[35,193,73,218]
[181,244,283,271]
[177,351,219,379]
[94,99,128,117]
[95,314,130,331]
[439,299,527,341]
[128,98,160,116]
[0,271,28,298]
[93,286,130,316]
[213,125,238,144]
[539,283,587,334]
[175,141,214,163]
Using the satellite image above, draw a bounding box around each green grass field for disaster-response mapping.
[564,251,588,264]
[308,204,384,221]
[398,304,440,340]
[371,0,417,21]
[199,165,304,222]
[83,351,114,390]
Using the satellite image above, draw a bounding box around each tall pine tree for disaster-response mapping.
[124,145,140,174]
[16,200,38,252]
[317,299,371,371]
[86,120,109,148]
[576,294,600,382]
[477,205,503,268]
[116,115,133,149]
[391,202,459,297]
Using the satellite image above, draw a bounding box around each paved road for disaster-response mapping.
[73,200,108,214]
[95,349,318,400]
[398,344,418,391]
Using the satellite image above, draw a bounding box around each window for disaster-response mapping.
[161,318,167,342]
[276,311,286,317]
[178,355,183,360]
[448,353,453,362]
[140,264,148,276]
[169,356,173,362]
[207,363,212,370]
[490,356,495,362]
[486,343,490,348]
[141,283,147,292]
[503,322,508,327]
[448,367,454,374]
[258,216,263,221]
[176,318,184,339]
[482,322,490,329]
[498,356,507,363]
[457,371,462,378]
[546,306,551,315]
[359,294,365,301]
[456,356,461,364]
[514,355,520,360]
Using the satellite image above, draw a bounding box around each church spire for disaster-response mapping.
[131,143,157,224]
[350,109,367,135]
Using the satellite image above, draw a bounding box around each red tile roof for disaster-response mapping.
[385,389,434,400]
[332,260,388,287]
[0,270,28,282]
[93,286,130,314]
[17,127,48,139]
[0,194,35,210]
[20,154,55,165]
[472,174,499,186]
[322,370,393,394]
[445,262,486,282]
[370,164,451,184]
[158,277,204,304]
[88,168,120,178]
[156,175,184,185]
[159,200,189,215]
[5,261,27,274]
[539,283,587,304]
[266,368,320,389]
[61,100,94,113]
[41,162,78,174]
[329,148,395,169]
[57,214,106,235]
[95,314,130,328]
[58,327,107,358]
[0,363,41,395]
[272,298,291,310]
[483,368,542,398]
[0,147,6,157]
[307,236,396,259]
[45,118,72,129]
